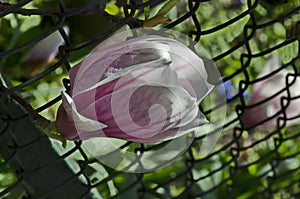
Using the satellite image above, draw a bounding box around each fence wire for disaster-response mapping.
[0,0,300,198]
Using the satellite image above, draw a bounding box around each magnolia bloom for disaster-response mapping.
[241,56,300,129]
[21,27,69,76]
[56,35,214,143]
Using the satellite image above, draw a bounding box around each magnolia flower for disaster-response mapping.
[55,35,214,143]
[241,56,300,129]
[21,27,69,77]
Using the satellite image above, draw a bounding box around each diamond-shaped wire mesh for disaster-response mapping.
[0,0,300,198]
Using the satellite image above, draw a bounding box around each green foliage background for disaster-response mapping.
[0,0,300,198]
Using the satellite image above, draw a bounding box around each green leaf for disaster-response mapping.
[19,15,41,32]
[144,6,151,20]
[143,0,151,20]
[105,2,119,15]
[156,0,180,16]
[127,142,141,153]
[0,158,17,188]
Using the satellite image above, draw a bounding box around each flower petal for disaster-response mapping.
[74,64,206,142]
[241,56,300,129]
[70,36,172,96]
[56,35,213,143]
[56,92,107,139]
[21,27,69,76]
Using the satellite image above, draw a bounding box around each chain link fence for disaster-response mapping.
[0,0,300,198]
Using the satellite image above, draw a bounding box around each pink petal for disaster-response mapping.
[21,27,69,67]
[69,36,172,96]
[57,35,213,143]
[75,65,205,142]
[241,56,300,129]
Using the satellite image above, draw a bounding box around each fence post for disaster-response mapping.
[0,80,91,198]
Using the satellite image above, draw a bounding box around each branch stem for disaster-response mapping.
[0,2,143,27]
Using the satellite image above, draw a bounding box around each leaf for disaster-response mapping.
[105,2,119,15]
[127,142,141,153]
[142,0,179,27]
[143,0,151,20]
[144,6,151,20]
[19,15,41,32]
[156,0,180,16]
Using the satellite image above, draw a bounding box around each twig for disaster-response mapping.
[0,2,143,27]
[0,85,67,147]
[9,91,67,147]
[0,2,60,16]
[8,92,50,128]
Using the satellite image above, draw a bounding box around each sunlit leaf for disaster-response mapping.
[156,0,180,16]
[105,2,120,15]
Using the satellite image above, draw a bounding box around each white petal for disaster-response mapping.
[61,92,107,132]
[258,55,281,78]
[72,39,172,96]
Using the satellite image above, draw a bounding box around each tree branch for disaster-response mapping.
[0,2,143,27]
[0,2,60,16]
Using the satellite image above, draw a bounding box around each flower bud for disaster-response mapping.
[21,27,69,77]
[241,56,300,129]
[56,35,214,143]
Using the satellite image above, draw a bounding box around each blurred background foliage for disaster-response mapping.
[0,0,300,198]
